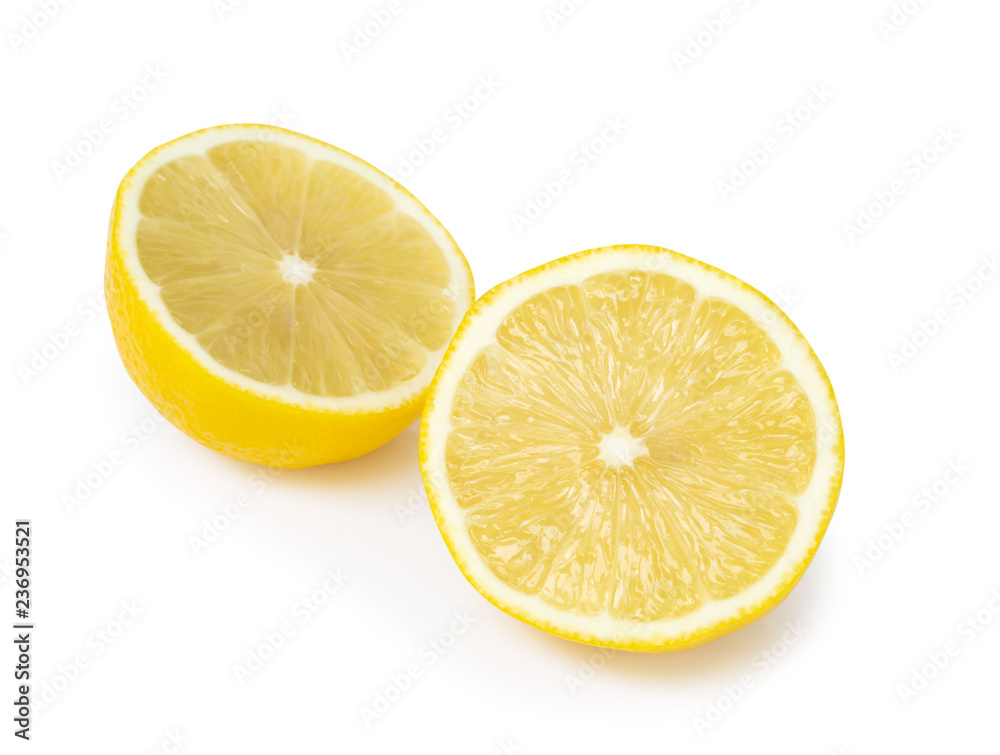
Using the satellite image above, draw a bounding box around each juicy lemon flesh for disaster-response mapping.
[444,271,817,622]
[135,139,456,398]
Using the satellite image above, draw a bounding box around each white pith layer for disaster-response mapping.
[113,124,473,413]
[422,246,843,646]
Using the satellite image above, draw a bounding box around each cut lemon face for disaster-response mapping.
[106,124,473,467]
[420,246,843,651]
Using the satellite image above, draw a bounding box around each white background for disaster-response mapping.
[2,0,999,752]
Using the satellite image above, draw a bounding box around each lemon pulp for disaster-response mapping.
[135,139,457,398]
[442,270,818,622]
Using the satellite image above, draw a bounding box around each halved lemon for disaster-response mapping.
[420,245,843,651]
[106,124,473,468]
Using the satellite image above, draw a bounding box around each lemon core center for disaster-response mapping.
[598,425,649,468]
[278,251,316,285]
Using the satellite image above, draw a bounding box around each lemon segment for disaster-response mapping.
[420,246,842,650]
[107,124,474,467]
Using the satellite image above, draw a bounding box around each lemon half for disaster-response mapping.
[106,124,474,467]
[420,245,843,651]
